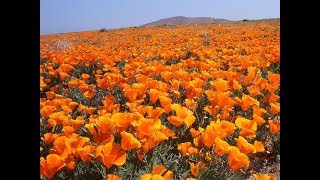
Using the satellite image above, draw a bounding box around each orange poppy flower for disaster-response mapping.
[103,94,116,104]
[264,92,279,103]
[214,137,230,155]
[40,106,57,118]
[219,106,232,119]
[95,142,127,168]
[253,105,267,116]
[253,114,266,125]
[189,78,205,89]
[146,106,165,120]
[95,115,115,133]
[204,105,219,116]
[149,88,164,104]
[132,83,147,97]
[42,133,59,144]
[85,107,96,115]
[48,69,57,77]
[50,85,60,93]
[110,67,120,74]
[239,129,256,139]
[235,136,256,154]
[50,136,69,159]
[193,136,205,148]
[84,81,94,88]
[67,101,78,110]
[70,117,85,130]
[81,73,90,80]
[253,140,265,152]
[61,98,72,106]
[253,174,275,180]
[205,90,236,108]
[84,90,95,100]
[139,174,153,180]
[113,112,137,131]
[156,81,170,93]
[62,126,75,137]
[106,174,122,180]
[158,96,173,113]
[189,162,198,177]
[202,125,222,147]
[44,77,52,84]
[136,74,148,84]
[161,71,173,82]
[187,87,203,99]
[242,67,259,85]
[231,79,242,90]
[190,128,200,138]
[60,63,74,73]
[40,154,66,179]
[235,117,257,131]
[256,78,268,90]
[76,104,86,113]
[151,165,174,179]
[168,104,196,127]
[268,71,280,86]
[59,72,69,81]
[64,134,90,156]
[256,60,270,69]
[247,85,261,97]
[219,120,236,136]
[211,78,229,92]
[139,174,164,180]
[184,98,198,110]
[124,88,138,102]
[48,111,68,127]
[68,79,79,88]
[134,104,147,116]
[235,94,260,111]
[268,120,280,134]
[136,118,161,139]
[263,80,276,91]
[51,94,63,101]
[121,131,141,150]
[203,120,235,147]
[189,161,207,177]
[76,145,96,163]
[61,105,72,113]
[63,88,69,94]
[143,131,169,153]
[40,77,47,90]
[169,79,180,91]
[270,102,280,115]
[227,146,250,172]
[79,83,89,92]
[178,142,198,156]
[45,91,56,100]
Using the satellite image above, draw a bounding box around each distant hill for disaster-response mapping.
[142,16,230,26]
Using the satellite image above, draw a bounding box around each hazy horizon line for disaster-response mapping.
[40,16,280,35]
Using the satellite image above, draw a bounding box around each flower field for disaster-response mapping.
[40,20,280,180]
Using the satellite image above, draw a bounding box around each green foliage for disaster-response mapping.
[268,62,280,74]
[164,58,181,66]
[54,160,105,180]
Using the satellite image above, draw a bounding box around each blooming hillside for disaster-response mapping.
[40,21,280,180]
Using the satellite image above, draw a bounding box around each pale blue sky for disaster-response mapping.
[40,0,280,34]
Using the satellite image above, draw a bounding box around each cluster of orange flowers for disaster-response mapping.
[41,21,279,179]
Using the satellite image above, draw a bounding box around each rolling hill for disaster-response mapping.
[142,16,230,26]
